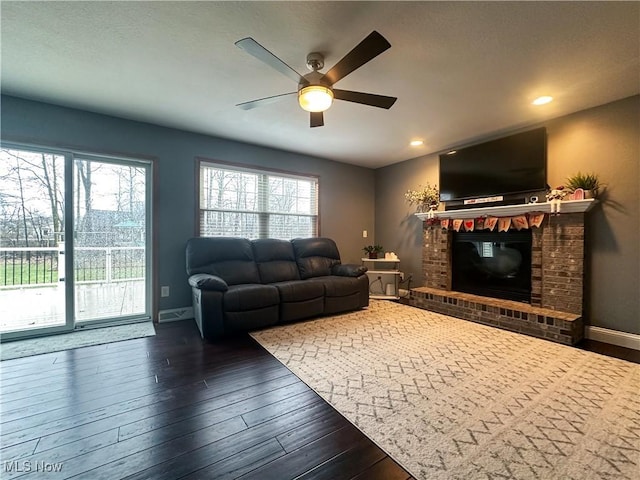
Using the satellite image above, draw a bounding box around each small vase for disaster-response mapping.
[368,252,378,259]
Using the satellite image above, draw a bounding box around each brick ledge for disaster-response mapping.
[401,287,583,345]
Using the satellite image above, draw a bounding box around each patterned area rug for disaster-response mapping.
[251,300,639,480]
[0,321,156,360]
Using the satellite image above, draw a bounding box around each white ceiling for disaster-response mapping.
[1,2,638,168]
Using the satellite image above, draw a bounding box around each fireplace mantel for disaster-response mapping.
[415,199,597,220]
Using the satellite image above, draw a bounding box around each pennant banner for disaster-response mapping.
[529,212,545,228]
[498,217,512,232]
[485,216,498,231]
[426,213,547,231]
[463,219,475,232]
[512,215,529,230]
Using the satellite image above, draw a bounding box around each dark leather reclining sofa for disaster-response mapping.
[186,236,369,340]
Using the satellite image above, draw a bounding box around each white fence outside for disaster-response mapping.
[0,246,146,332]
[0,246,145,289]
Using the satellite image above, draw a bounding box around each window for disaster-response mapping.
[198,161,318,240]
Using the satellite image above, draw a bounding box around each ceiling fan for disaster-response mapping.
[235,31,397,128]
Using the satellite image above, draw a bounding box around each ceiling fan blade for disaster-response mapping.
[310,111,324,128]
[235,38,308,86]
[333,89,397,109]
[321,31,391,85]
[236,92,296,110]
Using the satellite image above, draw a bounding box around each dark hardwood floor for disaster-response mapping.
[578,338,640,364]
[0,320,412,480]
[1,321,637,480]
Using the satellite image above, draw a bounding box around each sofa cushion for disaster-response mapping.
[252,239,301,283]
[223,284,279,312]
[291,237,341,279]
[308,275,364,297]
[272,280,324,303]
[186,237,260,285]
[280,298,324,323]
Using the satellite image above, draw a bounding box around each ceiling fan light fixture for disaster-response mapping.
[298,85,334,112]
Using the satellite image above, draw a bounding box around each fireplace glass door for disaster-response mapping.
[452,230,532,302]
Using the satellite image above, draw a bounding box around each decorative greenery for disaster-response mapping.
[362,244,384,254]
[565,171,601,195]
[404,183,439,208]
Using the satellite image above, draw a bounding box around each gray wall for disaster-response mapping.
[375,95,639,335]
[0,95,376,315]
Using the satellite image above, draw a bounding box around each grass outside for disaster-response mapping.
[0,264,145,286]
[0,263,57,286]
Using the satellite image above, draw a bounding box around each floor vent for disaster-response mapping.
[158,307,194,323]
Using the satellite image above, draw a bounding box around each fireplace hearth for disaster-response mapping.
[452,230,532,302]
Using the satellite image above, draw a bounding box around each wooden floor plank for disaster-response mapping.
[116,380,310,441]
[351,457,414,480]
[30,428,120,468]
[275,408,348,453]
[80,400,335,480]
[178,438,286,480]
[0,438,39,463]
[235,424,365,480]
[296,438,387,480]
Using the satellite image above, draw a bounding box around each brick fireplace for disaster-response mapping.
[402,201,595,345]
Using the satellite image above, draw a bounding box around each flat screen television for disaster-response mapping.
[439,127,547,202]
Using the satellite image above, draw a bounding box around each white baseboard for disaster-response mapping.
[585,326,640,351]
[158,306,194,323]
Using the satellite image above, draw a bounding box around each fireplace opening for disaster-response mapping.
[452,230,532,302]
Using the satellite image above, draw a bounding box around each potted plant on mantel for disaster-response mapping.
[405,183,440,212]
[565,171,602,199]
[363,245,384,259]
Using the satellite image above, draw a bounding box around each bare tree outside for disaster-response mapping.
[199,164,317,239]
[75,159,93,234]
[0,149,64,248]
[201,168,259,237]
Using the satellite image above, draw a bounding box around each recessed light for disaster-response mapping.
[410,140,424,147]
[446,150,457,155]
[532,96,553,106]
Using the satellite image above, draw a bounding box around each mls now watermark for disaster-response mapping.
[4,460,64,473]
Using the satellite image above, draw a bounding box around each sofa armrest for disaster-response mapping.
[188,273,229,291]
[331,264,368,277]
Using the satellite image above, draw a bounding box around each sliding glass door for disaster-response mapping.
[0,145,152,340]
[73,156,151,325]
